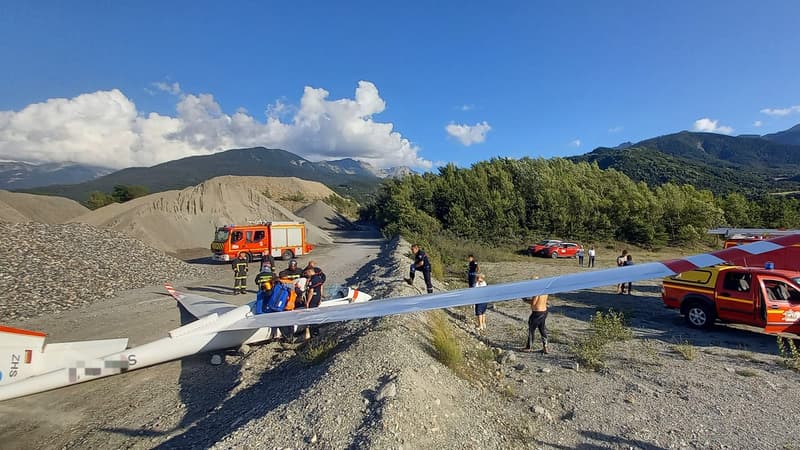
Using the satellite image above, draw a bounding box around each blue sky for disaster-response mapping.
[1,1,799,170]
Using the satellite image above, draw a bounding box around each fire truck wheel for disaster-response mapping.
[684,301,715,329]
[281,250,294,260]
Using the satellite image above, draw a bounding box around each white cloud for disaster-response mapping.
[0,81,430,169]
[445,121,491,146]
[692,118,734,135]
[753,120,763,127]
[570,139,581,148]
[760,105,800,117]
[608,126,623,133]
[459,104,475,111]
[153,81,182,96]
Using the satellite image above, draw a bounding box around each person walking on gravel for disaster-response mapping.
[523,279,549,354]
[588,245,596,268]
[405,244,433,294]
[232,252,248,295]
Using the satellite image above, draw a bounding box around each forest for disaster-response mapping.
[367,158,800,265]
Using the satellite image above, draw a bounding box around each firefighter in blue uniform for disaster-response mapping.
[404,244,433,293]
[232,252,248,295]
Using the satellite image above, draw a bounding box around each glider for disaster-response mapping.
[2,234,799,401]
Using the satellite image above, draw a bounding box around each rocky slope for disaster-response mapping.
[0,222,213,321]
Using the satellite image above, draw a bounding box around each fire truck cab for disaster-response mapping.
[662,264,800,335]
[211,221,313,262]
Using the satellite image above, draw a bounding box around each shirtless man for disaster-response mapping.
[523,280,549,354]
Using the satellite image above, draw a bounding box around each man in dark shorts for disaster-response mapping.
[404,244,433,294]
[523,277,549,354]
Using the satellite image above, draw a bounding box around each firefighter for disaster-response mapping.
[301,264,326,339]
[232,252,248,295]
[254,269,274,293]
[404,244,433,293]
[279,259,304,280]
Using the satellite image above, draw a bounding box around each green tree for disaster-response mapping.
[111,185,149,203]
[85,191,114,209]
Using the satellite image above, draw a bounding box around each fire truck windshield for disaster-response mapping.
[214,229,230,242]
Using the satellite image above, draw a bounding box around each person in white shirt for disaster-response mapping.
[474,273,489,330]
[588,245,596,268]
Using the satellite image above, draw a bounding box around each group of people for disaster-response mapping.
[402,244,639,356]
[576,245,597,268]
[231,252,326,340]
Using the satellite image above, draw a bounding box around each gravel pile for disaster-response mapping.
[0,222,214,320]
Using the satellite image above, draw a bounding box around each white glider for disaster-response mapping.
[2,234,799,401]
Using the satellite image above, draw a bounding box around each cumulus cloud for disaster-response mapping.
[692,118,733,135]
[753,120,763,127]
[0,81,430,169]
[570,139,581,148]
[760,105,800,117]
[445,121,491,146]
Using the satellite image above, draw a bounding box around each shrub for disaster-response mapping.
[673,341,696,361]
[428,310,463,370]
[777,336,800,372]
[281,192,307,202]
[570,309,632,370]
[301,339,337,364]
[590,309,633,342]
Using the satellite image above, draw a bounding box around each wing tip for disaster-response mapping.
[0,325,47,338]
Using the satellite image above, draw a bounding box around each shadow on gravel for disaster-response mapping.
[135,234,388,449]
[533,429,666,449]
[555,290,781,355]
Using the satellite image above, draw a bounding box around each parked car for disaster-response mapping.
[541,242,583,259]
[528,239,562,256]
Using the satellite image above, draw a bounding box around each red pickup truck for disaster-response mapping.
[662,264,800,335]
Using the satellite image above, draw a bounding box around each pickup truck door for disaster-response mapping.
[715,271,758,325]
[760,278,800,334]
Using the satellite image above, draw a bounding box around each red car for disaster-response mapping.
[541,242,583,259]
[529,239,562,256]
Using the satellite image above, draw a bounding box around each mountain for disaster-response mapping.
[571,125,800,195]
[317,158,413,178]
[0,161,113,190]
[25,147,385,203]
[763,123,800,146]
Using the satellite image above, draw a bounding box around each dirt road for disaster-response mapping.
[0,228,383,450]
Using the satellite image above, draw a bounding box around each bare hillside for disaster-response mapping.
[73,176,334,253]
[0,190,89,223]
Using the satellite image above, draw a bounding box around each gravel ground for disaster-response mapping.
[2,230,799,449]
[0,222,214,321]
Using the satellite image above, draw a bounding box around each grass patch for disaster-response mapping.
[428,310,464,371]
[777,336,800,372]
[673,341,697,361]
[735,368,759,377]
[300,339,337,365]
[323,194,360,217]
[570,309,632,371]
[638,339,661,364]
[281,192,307,202]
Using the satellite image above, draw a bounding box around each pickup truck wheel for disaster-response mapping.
[281,250,294,260]
[685,302,715,329]
[551,252,558,259]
